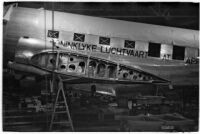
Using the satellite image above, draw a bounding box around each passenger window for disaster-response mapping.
[172,45,185,60]
[148,42,161,57]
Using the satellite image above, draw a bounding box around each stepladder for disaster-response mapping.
[49,77,74,131]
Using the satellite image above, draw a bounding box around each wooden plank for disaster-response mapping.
[3,114,51,119]
[3,120,49,126]
[75,125,121,131]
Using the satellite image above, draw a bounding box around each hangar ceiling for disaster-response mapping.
[5,2,199,30]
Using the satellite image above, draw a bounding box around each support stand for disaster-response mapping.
[49,76,74,131]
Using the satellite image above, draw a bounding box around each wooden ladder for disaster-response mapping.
[49,77,74,131]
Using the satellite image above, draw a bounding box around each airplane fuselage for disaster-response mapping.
[3,6,199,88]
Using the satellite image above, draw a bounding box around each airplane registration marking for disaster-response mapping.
[162,54,171,60]
[185,57,199,64]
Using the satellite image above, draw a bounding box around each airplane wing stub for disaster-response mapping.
[60,78,168,85]
[28,50,170,85]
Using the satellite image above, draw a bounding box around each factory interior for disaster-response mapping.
[3,2,199,132]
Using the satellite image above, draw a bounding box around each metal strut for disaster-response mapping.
[49,76,74,131]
